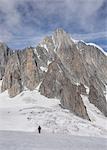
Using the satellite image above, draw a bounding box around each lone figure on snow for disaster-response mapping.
[38,126,41,134]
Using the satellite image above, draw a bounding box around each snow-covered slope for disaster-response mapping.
[0,89,107,138]
[0,80,2,92]
[0,131,107,150]
[81,95,107,131]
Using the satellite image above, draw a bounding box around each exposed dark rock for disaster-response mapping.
[89,75,107,116]
[19,48,40,90]
[78,83,87,95]
[1,52,22,97]
[0,42,12,80]
[1,48,40,97]
[40,60,89,120]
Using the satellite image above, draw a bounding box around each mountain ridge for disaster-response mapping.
[0,29,107,120]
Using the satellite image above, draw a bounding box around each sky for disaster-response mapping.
[0,0,107,51]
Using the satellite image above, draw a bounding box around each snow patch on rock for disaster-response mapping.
[40,66,48,72]
[34,48,40,59]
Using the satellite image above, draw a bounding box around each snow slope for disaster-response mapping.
[0,88,107,138]
[81,95,107,132]
[0,80,2,92]
[0,131,107,150]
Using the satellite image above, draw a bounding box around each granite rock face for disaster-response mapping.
[1,48,40,97]
[40,60,89,119]
[0,42,12,80]
[40,29,107,118]
[0,29,107,119]
[19,48,40,90]
[53,29,89,85]
[1,52,22,97]
[89,75,107,116]
[77,40,107,85]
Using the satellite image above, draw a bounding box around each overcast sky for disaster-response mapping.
[0,0,107,51]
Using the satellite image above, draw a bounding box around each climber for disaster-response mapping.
[38,126,41,134]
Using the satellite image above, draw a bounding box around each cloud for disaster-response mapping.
[0,0,106,49]
[71,32,107,51]
[71,31,107,41]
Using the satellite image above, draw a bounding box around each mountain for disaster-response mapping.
[0,29,107,120]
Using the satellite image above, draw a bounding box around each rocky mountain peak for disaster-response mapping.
[53,28,75,51]
[0,29,107,120]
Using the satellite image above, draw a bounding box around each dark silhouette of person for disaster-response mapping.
[38,126,41,134]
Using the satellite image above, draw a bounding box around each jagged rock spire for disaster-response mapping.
[0,29,107,119]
